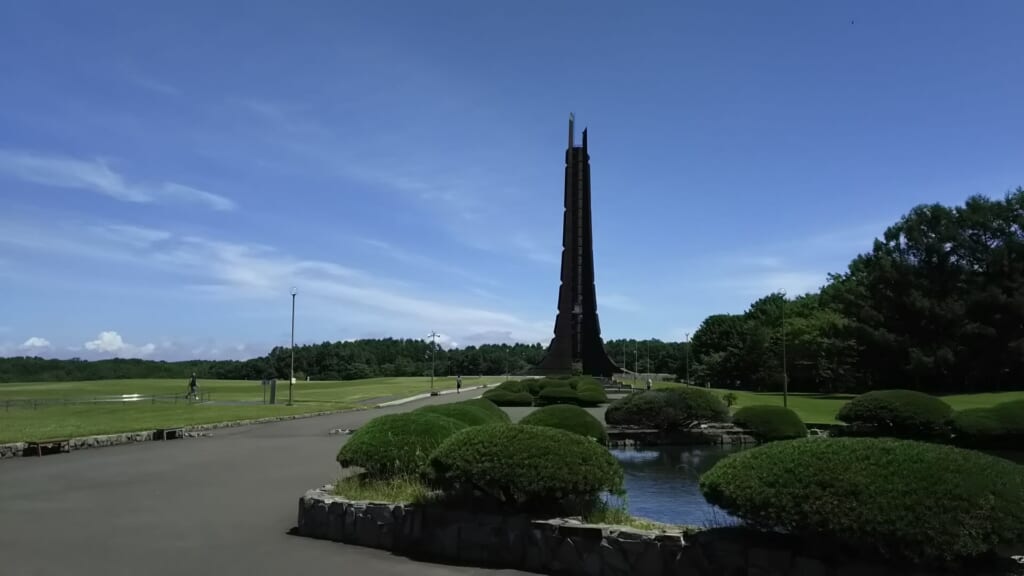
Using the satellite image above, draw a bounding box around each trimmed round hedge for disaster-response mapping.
[482,389,534,407]
[836,389,953,439]
[520,404,608,444]
[605,386,729,430]
[700,437,1024,563]
[427,424,624,514]
[415,399,510,426]
[732,405,807,441]
[953,400,1024,447]
[337,412,467,478]
[536,387,584,406]
[494,380,529,394]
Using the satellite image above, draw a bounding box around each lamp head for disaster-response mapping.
[290,286,298,296]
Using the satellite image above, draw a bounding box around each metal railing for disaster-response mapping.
[2,390,212,411]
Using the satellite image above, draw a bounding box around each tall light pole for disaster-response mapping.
[505,346,510,381]
[633,342,638,389]
[684,332,692,387]
[780,290,788,408]
[289,286,297,406]
[428,331,440,395]
[646,340,650,377]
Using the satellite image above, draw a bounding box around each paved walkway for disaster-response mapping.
[0,393,528,576]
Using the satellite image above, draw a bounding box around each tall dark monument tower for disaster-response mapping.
[536,115,621,377]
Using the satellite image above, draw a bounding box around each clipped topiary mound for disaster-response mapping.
[700,438,1024,563]
[952,400,1024,447]
[732,405,807,441]
[427,424,624,514]
[605,386,729,430]
[482,389,534,407]
[528,377,573,397]
[337,412,468,479]
[520,404,608,444]
[575,378,609,406]
[494,380,529,394]
[416,399,510,426]
[836,389,953,439]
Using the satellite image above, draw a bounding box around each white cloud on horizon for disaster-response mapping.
[20,336,51,350]
[84,331,156,357]
[0,150,235,211]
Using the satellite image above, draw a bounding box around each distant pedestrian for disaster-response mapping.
[187,372,198,400]
[456,375,462,394]
[646,378,652,391]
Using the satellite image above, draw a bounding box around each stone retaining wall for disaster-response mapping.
[606,425,757,447]
[296,486,1019,576]
[0,409,347,460]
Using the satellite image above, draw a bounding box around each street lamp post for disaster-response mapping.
[428,331,440,395]
[780,290,788,408]
[684,332,692,387]
[633,342,638,389]
[289,286,297,406]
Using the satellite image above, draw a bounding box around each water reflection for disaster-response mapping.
[610,445,743,528]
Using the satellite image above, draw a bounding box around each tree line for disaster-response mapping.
[687,188,1024,395]
[4,189,1022,395]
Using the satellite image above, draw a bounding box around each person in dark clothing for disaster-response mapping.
[188,373,198,400]
[456,375,462,394]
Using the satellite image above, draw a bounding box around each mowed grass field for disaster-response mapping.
[0,376,505,443]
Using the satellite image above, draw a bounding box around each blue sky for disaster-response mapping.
[2,1,1022,360]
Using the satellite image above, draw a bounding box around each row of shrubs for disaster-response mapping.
[336,399,618,514]
[602,385,810,442]
[835,388,1024,447]
[482,376,609,407]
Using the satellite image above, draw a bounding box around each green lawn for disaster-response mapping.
[0,375,505,443]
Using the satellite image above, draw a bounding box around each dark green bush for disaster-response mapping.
[952,400,1024,447]
[604,386,729,430]
[481,389,534,407]
[536,386,584,406]
[415,399,510,426]
[427,424,624,514]
[494,380,529,394]
[520,405,608,444]
[732,405,807,441]
[575,378,609,405]
[336,412,467,478]
[528,377,572,397]
[836,389,953,439]
[700,438,1024,563]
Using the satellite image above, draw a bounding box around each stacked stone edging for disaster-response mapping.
[0,408,350,460]
[296,486,1020,576]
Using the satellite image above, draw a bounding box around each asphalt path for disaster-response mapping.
[0,393,529,576]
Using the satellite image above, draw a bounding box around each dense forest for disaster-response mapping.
[4,190,1023,395]
[689,189,1024,395]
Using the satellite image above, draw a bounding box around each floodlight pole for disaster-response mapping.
[428,331,440,394]
[781,289,788,408]
[289,287,297,406]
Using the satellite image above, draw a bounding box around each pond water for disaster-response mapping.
[609,445,1024,528]
[609,445,743,528]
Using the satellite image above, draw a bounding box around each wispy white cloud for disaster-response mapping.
[84,331,156,357]
[94,224,172,247]
[600,293,643,312]
[2,216,551,345]
[130,75,181,96]
[0,150,235,211]
[358,237,496,287]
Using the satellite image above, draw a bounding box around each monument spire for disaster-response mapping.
[535,116,620,377]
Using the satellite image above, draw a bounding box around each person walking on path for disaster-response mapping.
[187,373,198,400]
[456,375,462,394]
